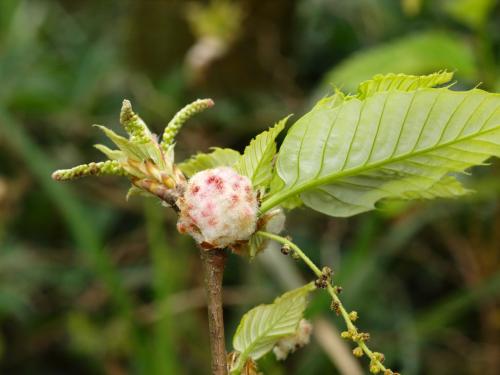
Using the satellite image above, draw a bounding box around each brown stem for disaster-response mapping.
[200,248,228,375]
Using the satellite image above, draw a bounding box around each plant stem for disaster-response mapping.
[200,248,228,375]
[256,231,390,374]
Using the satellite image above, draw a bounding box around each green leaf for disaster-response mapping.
[235,117,288,188]
[94,125,164,166]
[94,125,146,161]
[261,84,500,217]
[232,283,315,369]
[443,0,495,30]
[322,31,476,93]
[94,144,125,161]
[178,147,240,177]
[356,71,454,99]
[398,176,473,200]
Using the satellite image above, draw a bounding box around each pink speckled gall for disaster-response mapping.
[176,167,259,249]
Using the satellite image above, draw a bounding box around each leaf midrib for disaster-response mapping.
[261,124,500,213]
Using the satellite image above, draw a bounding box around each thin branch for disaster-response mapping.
[200,248,228,375]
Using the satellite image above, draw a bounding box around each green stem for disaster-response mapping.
[256,231,390,374]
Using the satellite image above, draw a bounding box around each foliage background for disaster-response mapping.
[0,0,499,374]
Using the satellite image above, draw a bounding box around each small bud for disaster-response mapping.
[349,311,358,322]
[357,332,370,342]
[161,174,176,189]
[291,251,301,260]
[333,285,343,294]
[370,364,381,374]
[280,243,291,255]
[242,358,260,375]
[314,278,328,289]
[340,331,351,339]
[227,351,239,370]
[321,266,333,280]
[373,352,385,363]
[330,301,340,316]
[352,347,364,357]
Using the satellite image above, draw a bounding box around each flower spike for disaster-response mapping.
[120,99,151,143]
[52,160,127,181]
[161,98,214,150]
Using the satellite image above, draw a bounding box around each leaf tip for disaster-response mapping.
[205,98,215,108]
[120,99,135,125]
[51,170,62,181]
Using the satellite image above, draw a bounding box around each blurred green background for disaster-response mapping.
[0,0,499,374]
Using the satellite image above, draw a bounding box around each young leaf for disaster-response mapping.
[94,125,155,162]
[94,144,125,161]
[261,84,500,217]
[178,147,240,177]
[356,71,454,99]
[235,117,288,189]
[232,283,315,369]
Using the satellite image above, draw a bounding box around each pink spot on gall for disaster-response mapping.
[207,175,224,191]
